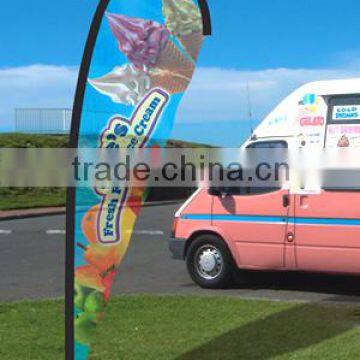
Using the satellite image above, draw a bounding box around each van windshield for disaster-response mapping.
[247,140,288,149]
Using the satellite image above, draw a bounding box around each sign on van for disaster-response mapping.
[332,105,360,121]
[326,124,360,147]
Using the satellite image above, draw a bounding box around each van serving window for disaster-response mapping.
[327,95,360,125]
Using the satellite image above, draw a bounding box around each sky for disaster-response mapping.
[2,0,360,145]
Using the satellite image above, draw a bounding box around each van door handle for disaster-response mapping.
[287,232,295,243]
[282,195,290,208]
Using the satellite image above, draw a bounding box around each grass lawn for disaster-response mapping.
[0,295,359,359]
[0,188,66,211]
[0,133,69,148]
[0,134,69,211]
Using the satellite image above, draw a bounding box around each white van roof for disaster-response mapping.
[294,78,360,96]
[252,78,360,140]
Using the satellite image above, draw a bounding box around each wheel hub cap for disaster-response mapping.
[196,245,223,280]
[199,251,217,272]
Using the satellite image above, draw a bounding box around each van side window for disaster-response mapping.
[322,169,360,192]
[324,188,360,192]
[230,140,289,195]
[223,186,281,196]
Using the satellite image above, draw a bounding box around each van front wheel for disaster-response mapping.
[186,234,235,289]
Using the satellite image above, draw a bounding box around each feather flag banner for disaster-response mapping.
[66,1,211,359]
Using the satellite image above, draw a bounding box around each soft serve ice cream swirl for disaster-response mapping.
[162,0,203,36]
[106,13,170,70]
[88,64,151,106]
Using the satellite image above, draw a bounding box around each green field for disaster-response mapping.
[0,134,68,210]
[0,133,69,148]
[0,133,210,149]
[0,187,66,211]
[0,295,359,359]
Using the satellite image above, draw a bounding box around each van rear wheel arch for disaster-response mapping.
[185,231,229,258]
[185,232,236,289]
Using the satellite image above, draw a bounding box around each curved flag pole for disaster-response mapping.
[66,1,211,359]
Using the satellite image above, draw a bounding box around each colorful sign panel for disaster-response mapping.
[66,1,211,359]
[298,93,326,128]
[332,105,360,121]
[296,93,327,147]
[326,124,360,147]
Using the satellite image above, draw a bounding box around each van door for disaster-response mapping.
[295,190,360,274]
[212,188,290,269]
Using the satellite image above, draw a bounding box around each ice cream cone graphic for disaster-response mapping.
[89,64,151,106]
[149,69,190,94]
[106,12,195,80]
[155,40,195,79]
[338,135,350,147]
[162,0,204,61]
[178,32,204,61]
[89,63,189,103]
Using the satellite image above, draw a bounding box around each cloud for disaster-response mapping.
[177,67,360,124]
[1,64,360,132]
[0,64,78,131]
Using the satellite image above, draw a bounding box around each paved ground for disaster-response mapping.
[0,206,65,220]
[0,203,359,303]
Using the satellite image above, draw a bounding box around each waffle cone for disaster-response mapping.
[155,40,195,79]
[179,32,204,61]
[149,70,190,94]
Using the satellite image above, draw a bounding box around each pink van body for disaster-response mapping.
[170,188,360,275]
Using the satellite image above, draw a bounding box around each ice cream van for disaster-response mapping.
[169,78,360,288]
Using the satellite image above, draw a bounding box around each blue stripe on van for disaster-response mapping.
[291,217,360,226]
[181,214,286,224]
[180,214,360,226]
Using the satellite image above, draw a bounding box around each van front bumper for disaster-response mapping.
[168,237,187,260]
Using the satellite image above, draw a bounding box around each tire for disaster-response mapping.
[186,234,235,289]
